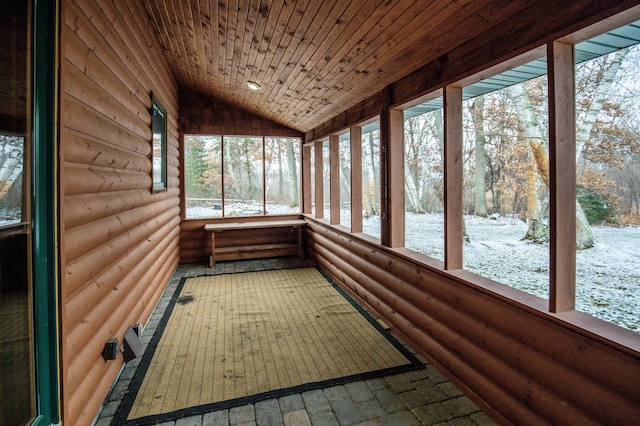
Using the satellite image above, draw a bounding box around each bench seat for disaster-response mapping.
[204,219,306,267]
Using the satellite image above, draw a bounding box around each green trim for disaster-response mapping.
[32,0,60,424]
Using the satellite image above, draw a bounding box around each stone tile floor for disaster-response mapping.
[96,258,498,426]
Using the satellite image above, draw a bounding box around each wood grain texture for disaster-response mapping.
[548,41,577,313]
[59,0,180,424]
[349,125,363,233]
[179,89,302,137]
[443,86,463,270]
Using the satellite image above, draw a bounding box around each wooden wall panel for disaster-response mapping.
[305,219,640,424]
[59,0,180,425]
[179,89,303,137]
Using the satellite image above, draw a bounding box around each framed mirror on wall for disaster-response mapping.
[151,94,167,193]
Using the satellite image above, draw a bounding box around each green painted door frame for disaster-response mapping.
[31,0,60,424]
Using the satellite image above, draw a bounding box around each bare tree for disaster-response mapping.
[470,98,488,217]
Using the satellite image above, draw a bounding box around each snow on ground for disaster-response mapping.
[187,202,301,218]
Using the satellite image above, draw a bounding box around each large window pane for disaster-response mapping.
[404,102,445,261]
[0,1,36,424]
[362,124,380,238]
[462,61,550,298]
[265,137,300,214]
[310,145,315,215]
[339,133,351,228]
[574,35,640,331]
[184,135,222,218]
[322,140,331,219]
[224,137,264,216]
[151,97,167,192]
[0,135,24,226]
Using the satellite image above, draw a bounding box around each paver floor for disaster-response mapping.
[96,258,498,426]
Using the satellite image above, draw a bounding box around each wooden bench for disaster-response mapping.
[204,219,307,267]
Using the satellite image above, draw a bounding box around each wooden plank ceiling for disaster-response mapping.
[143,0,529,133]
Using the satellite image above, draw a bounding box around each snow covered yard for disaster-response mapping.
[388,213,640,332]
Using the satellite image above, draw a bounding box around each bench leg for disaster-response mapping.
[209,232,216,268]
[297,226,304,258]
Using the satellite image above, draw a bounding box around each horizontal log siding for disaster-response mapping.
[59,0,180,425]
[180,215,303,264]
[305,219,640,424]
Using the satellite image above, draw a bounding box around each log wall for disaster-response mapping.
[306,219,640,424]
[59,0,180,424]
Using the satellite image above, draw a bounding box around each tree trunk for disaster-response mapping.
[277,143,284,199]
[470,98,488,217]
[404,118,425,213]
[576,48,628,161]
[576,199,594,250]
[509,84,551,242]
[286,139,299,206]
[368,132,380,215]
[523,154,544,242]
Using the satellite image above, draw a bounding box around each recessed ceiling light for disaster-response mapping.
[247,81,261,90]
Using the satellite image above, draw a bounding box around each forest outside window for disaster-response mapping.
[404,98,444,261]
[184,135,301,218]
[387,20,640,333]
[442,22,637,332]
[338,132,351,229]
[572,24,640,332]
[461,57,551,299]
[362,122,381,239]
[151,96,167,192]
[0,133,25,227]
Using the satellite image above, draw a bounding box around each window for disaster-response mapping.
[573,27,640,332]
[310,145,316,215]
[322,140,331,219]
[299,14,640,340]
[224,136,263,215]
[151,96,167,192]
[461,59,550,298]
[403,99,445,261]
[184,135,301,218]
[0,134,25,226]
[184,135,222,217]
[362,122,381,238]
[339,133,351,228]
[265,137,301,214]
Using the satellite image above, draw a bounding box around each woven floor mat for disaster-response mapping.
[116,267,422,425]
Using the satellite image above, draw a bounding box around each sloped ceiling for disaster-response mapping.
[142,0,537,133]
